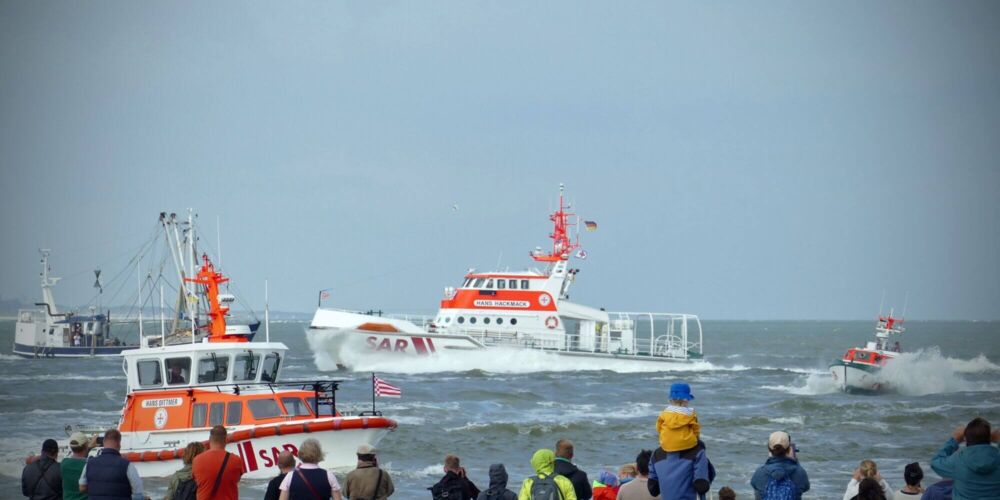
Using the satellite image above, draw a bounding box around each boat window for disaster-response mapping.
[261,353,280,383]
[165,357,191,385]
[191,403,207,427]
[510,318,518,326]
[485,279,494,289]
[509,279,517,289]
[226,401,242,425]
[457,316,465,324]
[247,398,282,419]
[233,352,259,382]
[463,278,472,287]
[484,317,491,324]
[473,278,485,288]
[521,280,529,289]
[137,360,162,387]
[197,354,230,384]
[470,317,477,324]
[855,351,869,361]
[497,318,504,325]
[445,317,451,323]
[281,397,313,417]
[497,280,506,289]
[209,402,224,427]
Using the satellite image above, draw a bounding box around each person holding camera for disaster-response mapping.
[750,431,810,500]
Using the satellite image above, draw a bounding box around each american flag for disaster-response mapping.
[374,376,401,398]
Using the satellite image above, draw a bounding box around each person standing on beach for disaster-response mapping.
[431,454,480,500]
[477,463,517,500]
[164,442,204,500]
[62,433,93,500]
[842,460,894,500]
[278,438,342,500]
[897,463,924,497]
[555,439,592,500]
[191,425,243,500]
[265,451,296,500]
[749,431,809,500]
[79,429,145,500]
[344,444,394,499]
[616,450,659,500]
[929,417,1000,499]
[518,449,577,500]
[21,438,61,500]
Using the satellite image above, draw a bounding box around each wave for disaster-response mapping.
[762,373,839,396]
[0,354,23,361]
[876,348,999,396]
[5,374,124,382]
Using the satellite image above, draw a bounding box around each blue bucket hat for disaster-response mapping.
[669,382,694,400]
[598,470,619,487]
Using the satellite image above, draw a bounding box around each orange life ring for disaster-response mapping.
[545,316,559,329]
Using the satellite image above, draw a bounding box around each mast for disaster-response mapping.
[39,249,61,315]
[530,183,580,265]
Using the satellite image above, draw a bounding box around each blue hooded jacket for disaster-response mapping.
[930,439,1000,500]
[749,456,810,500]
[647,443,714,500]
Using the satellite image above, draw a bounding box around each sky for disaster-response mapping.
[1,1,998,320]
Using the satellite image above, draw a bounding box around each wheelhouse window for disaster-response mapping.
[521,280,529,289]
[137,360,162,387]
[497,280,506,289]
[226,401,242,425]
[198,354,230,384]
[508,279,517,289]
[191,403,207,427]
[247,398,282,419]
[485,279,494,289]
[165,357,191,385]
[261,353,280,382]
[209,402,224,427]
[462,278,472,287]
[233,352,259,382]
[473,278,485,288]
[281,397,312,417]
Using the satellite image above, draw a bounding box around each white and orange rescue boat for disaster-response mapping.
[80,255,395,479]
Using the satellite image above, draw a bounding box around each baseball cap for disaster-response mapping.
[669,382,694,401]
[768,431,790,450]
[357,444,377,455]
[69,432,91,448]
[41,439,58,453]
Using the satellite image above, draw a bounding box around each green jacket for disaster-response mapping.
[164,464,193,500]
[518,449,577,500]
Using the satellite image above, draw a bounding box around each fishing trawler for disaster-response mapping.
[12,249,134,358]
[309,185,704,369]
[829,309,906,393]
[71,254,396,478]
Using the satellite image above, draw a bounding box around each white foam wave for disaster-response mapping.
[876,348,996,396]
[321,339,720,374]
[762,373,839,396]
[769,416,805,426]
[0,354,23,361]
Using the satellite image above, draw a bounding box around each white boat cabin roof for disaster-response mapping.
[122,341,289,394]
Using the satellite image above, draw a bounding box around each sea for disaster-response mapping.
[1,319,998,499]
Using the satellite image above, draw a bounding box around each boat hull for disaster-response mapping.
[120,417,394,479]
[12,342,136,358]
[308,326,696,369]
[829,360,886,393]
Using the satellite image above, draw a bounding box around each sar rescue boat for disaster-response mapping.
[309,184,704,368]
[78,255,396,478]
[829,308,906,393]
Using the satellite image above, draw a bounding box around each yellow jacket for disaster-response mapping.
[518,449,577,500]
[656,405,700,452]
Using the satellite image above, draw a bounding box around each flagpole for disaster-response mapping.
[371,372,376,414]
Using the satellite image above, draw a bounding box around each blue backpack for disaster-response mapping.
[762,475,797,500]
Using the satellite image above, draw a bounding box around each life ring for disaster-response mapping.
[545,316,559,329]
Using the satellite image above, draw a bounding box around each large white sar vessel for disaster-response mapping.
[309,185,704,368]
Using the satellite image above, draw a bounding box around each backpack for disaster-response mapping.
[762,475,797,500]
[431,475,467,500]
[529,474,562,500]
[173,477,197,500]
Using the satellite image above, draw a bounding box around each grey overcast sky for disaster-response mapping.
[1,1,998,319]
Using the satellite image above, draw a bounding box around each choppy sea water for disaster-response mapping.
[1,319,997,499]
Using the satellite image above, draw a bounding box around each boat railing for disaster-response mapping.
[460,312,702,360]
[129,379,360,417]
